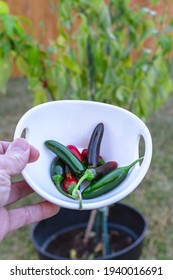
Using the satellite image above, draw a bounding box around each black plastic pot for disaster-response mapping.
[31,203,147,260]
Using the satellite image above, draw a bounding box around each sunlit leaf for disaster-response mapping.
[0,1,9,15]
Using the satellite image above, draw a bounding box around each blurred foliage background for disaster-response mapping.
[0,0,173,259]
[0,0,173,120]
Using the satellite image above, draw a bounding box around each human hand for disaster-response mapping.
[0,138,60,241]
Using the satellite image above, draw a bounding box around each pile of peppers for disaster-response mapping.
[45,123,143,209]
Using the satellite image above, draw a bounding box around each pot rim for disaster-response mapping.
[31,202,148,260]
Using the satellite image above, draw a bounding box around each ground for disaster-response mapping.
[0,78,173,259]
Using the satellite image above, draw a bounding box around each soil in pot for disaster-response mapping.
[42,224,136,260]
[31,203,147,260]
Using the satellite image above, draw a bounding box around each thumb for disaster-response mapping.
[0,138,30,176]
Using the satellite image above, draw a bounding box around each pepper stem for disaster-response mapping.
[72,169,94,198]
[124,156,144,173]
[77,190,83,210]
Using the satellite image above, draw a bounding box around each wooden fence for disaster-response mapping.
[5,0,58,45]
[6,0,173,46]
[4,0,173,76]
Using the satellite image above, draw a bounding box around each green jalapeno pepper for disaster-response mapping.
[82,157,144,199]
[50,156,72,198]
[49,156,65,190]
[45,140,86,175]
[52,164,83,209]
[71,160,118,198]
[50,156,65,177]
[45,141,84,209]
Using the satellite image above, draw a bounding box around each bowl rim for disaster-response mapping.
[14,100,152,210]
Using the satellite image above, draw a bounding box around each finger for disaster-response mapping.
[0,140,39,162]
[8,201,60,234]
[7,139,40,164]
[0,139,39,208]
[0,138,38,176]
[0,138,30,175]
[5,180,34,206]
[0,141,10,154]
[29,145,40,163]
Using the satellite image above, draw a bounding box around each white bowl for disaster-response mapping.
[14,100,152,210]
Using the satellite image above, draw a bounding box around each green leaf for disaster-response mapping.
[63,56,81,74]
[19,16,32,26]
[27,47,40,65]
[0,37,11,57]
[28,77,40,91]
[2,16,15,37]
[135,82,151,119]
[57,34,66,48]
[45,65,59,88]
[116,85,131,102]
[0,1,9,15]
[16,56,30,75]
[0,59,11,94]
[13,19,26,37]
[33,89,47,106]
[160,35,172,54]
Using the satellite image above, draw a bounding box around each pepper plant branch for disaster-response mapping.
[83,209,98,245]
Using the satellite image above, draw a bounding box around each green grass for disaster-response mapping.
[0,78,173,259]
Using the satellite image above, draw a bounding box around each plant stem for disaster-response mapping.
[99,207,110,256]
[87,36,95,100]
[83,209,97,244]
[94,209,101,243]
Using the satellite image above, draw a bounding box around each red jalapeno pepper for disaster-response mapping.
[62,171,78,194]
[67,145,84,161]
